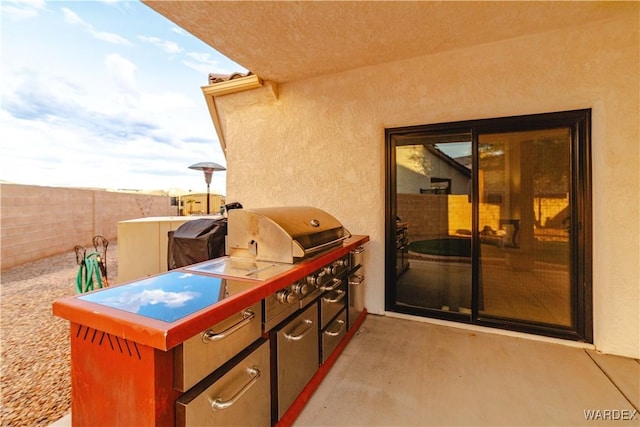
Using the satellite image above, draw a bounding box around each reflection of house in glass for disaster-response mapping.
[397,141,471,196]
[395,126,573,327]
[396,137,472,243]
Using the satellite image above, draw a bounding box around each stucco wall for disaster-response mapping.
[0,183,174,270]
[216,14,639,358]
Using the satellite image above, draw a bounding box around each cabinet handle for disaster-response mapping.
[202,309,255,343]
[209,366,261,411]
[325,319,346,337]
[322,290,345,304]
[349,274,364,286]
[319,278,342,292]
[284,319,314,341]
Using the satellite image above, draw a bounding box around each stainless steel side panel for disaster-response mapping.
[175,302,262,392]
[320,281,346,329]
[348,272,366,330]
[176,340,270,427]
[321,308,347,364]
[274,303,319,421]
[350,246,365,270]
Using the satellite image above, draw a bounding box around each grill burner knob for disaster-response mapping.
[323,265,336,276]
[306,272,325,286]
[292,282,309,296]
[335,258,349,267]
[276,289,296,304]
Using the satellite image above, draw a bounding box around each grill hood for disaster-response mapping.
[227,206,350,263]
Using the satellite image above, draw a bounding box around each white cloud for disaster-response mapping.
[182,51,242,76]
[137,35,183,54]
[2,0,46,19]
[61,7,131,45]
[171,26,187,36]
[0,64,226,193]
[105,53,140,100]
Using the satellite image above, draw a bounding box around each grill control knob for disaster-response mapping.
[306,272,325,286]
[336,258,349,267]
[292,282,309,296]
[276,290,296,304]
[323,265,336,276]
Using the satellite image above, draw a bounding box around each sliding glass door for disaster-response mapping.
[385,110,592,341]
[477,129,572,326]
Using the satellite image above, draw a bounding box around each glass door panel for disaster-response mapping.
[394,136,472,315]
[477,128,572,327]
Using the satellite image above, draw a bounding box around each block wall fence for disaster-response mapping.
[0,183,175,270]
[397,193,568,242]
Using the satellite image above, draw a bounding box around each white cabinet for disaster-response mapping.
[117,216,201,283]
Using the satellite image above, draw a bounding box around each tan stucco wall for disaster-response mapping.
[216,13,639,358]
[0,183,175,270]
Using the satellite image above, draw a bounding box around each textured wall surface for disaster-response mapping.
[0,184,173,270]
[216,14,639,358]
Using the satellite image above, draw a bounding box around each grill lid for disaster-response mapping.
[227,206,350,263]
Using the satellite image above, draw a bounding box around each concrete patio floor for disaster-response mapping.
[294,314,639,426]
[51,314,639,426]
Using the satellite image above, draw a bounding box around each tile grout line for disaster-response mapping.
[584,349,639,412]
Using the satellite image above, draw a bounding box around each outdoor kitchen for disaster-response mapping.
[52,206,369,426]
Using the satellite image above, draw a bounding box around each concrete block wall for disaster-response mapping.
[397,193,451,241]
[0,183,174,270]
[398,193,569,244]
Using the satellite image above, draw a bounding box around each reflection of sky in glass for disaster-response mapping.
[78,272,223,323]
[435,142,471,158]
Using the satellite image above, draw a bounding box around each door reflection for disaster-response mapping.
[395,136,473,315]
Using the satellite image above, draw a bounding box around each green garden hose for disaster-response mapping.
[75,252,104,294]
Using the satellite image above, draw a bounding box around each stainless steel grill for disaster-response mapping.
[226,206,350,264]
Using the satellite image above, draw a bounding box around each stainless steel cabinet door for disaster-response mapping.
[274,303,319,420]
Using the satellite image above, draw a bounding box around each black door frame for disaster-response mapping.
[385,109,592,342]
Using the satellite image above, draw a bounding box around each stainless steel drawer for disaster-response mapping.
[174,301,262,392]
[321,308,347,364]
[176,339,270,427]
[319,282,346,329]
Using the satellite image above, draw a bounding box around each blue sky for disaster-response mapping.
[1,0,245,195]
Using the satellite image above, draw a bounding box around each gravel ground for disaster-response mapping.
[1,244,118,427]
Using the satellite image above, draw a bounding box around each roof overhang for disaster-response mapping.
[143,1,634,84]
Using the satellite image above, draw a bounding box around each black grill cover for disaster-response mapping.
[168,218,227,270]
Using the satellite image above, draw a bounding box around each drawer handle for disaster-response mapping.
[209,366,261,411]
[319,278,342,292]
[325,319,346,337]
[284,319,314,341]
[202,309,255,343]
[322,289,345,304]
[349,274,364,286]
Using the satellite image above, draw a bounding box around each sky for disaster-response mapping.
[1,0,246,195]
